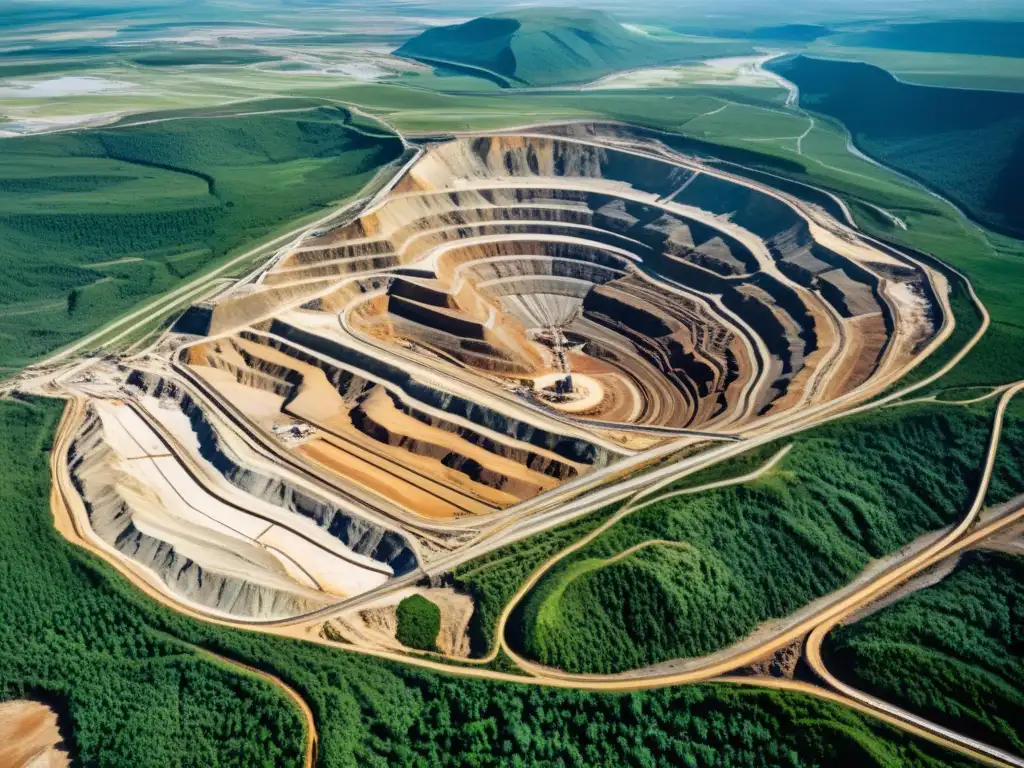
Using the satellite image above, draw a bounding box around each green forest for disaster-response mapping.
[452,504,619,656]
[987,399,1024,507]
[510,403,1019,674]
[825,551,1024,755]
[0,102,404,369]
[767,55,1024,239]
[0,395,975,767]
[395,595,441,651]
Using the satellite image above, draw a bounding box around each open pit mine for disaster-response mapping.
[53,123,950,629]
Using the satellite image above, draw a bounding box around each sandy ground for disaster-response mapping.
[0,76,135,99]
[532,372,606,413]
[0,112,125,137]
[0,701,69,768]
[583,54,787,91]
[329,586,474,657]
[196,330,563,510]
[88,399,392,607]
[298,436,491,519]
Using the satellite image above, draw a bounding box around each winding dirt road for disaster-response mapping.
[48,398,319,767]
[50,380,1022,767]
[803,383,1024,768]
[183,641,318,768]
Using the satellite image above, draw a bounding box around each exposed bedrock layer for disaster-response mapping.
[397,134,692,199]
[126,370,418,575]
[253,320,609,466]
[187,332,589,504]
[175,128,941,483]
[225,331,586,479]
[581,279,739,425]
[67,405,323,620]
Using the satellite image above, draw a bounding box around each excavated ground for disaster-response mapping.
[59,123,946,623]
[0,700,69,768]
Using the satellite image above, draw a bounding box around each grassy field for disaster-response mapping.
[0,396,972,766]
[130,50,283,67]
[3,55,1021,389]
[824,20,1024,60]
[825,551,1024,755]
[512,403,1005,674]
[0,101,403,368]
[802,45,1024,92]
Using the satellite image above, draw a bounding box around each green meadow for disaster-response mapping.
[0,102,403,368]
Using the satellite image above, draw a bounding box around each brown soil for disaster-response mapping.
[734,639,803,679]
[0,701,70,768]
[821,314,888,401]
[298,437,486,519]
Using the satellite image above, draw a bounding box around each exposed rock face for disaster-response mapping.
[67,406,323,620]
[167,126,943,522]
[126,370,418,575]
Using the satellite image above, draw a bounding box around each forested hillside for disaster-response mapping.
[513,403,1011,674]
[825,552,1024,755]
[0,103,404,370]
[395,9,751,87]
[0,397,973,766]
[767,55,1024,239]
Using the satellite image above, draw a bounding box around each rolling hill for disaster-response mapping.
[394,9,752,88]
[0,102,404,369]
[768,55,1024,239]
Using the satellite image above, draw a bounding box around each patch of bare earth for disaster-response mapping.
[0,701,70,768]
[325,587,474,657]
[732,639,803,679]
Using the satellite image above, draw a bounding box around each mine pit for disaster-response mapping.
[176,125,944,514]
[60,123,948,622]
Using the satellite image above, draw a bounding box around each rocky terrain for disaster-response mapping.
[57,124,946,622]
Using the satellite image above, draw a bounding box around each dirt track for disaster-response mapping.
[49,381,1018,767]
[49,389,1018,766]
[49,398,318,768]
